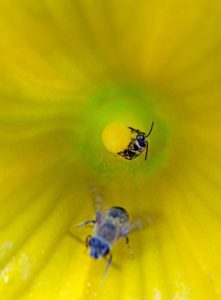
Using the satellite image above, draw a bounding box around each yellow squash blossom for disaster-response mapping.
[0,0,220,300]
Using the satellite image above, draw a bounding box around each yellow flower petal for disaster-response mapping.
[0,0,220,300]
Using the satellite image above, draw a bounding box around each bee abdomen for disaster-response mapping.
[107,207,129,222]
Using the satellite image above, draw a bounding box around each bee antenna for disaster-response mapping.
[144,142,148,161]
[145,121,154,138]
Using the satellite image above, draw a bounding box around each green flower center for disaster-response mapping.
[77,85,172,178]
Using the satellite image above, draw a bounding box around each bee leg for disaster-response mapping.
[104,252,112,277]
[144,142,148,161]
[85,235,92,249]
[77,220,96,228]
[125,235,129,245]
[128,127,140,134]
[124,235,134,258]
[124,156,134,160]
[117,152,128,159]
[117,151,124,157]
[120,229,130,246]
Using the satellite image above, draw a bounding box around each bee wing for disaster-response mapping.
[121,213,156,236]
[120,220,142,236]
[90,185,105,223]
[90,185,103,211]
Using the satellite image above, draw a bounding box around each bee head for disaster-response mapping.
[137,133,146,147]
[89,237,110,259]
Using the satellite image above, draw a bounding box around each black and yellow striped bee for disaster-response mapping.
[118,121,154,160]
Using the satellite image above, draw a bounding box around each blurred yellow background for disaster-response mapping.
[0,0,220,299]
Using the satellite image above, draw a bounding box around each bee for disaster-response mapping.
[118,121,154,160]
[78,189,142,274]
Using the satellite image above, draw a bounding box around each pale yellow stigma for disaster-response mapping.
[102,122,131,153]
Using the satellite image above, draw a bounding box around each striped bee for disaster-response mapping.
[118,121,154,160]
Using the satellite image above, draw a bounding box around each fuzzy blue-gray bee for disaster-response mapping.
[118,121,154,160]
[78,188,142,274]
